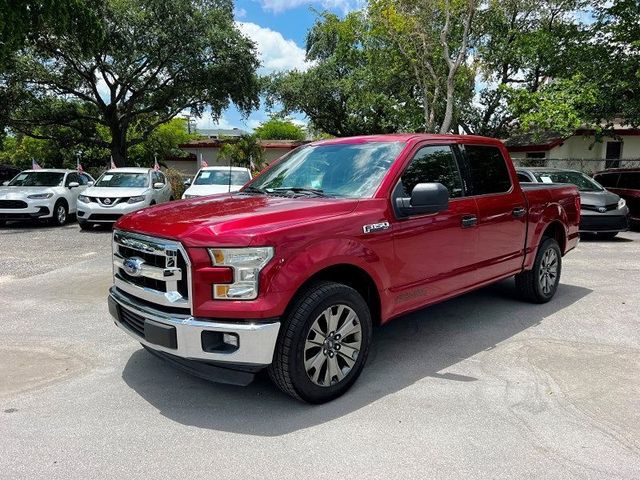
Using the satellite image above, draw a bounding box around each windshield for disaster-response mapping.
[8,171,64,187]
[247,141,405,198]
[95,172,149,188]
[194,170,251,186]
[532,171,604,192]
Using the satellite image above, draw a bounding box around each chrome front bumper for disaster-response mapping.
[108,287,280,366]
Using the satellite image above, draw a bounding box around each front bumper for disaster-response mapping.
[579,212,629,233]
[0,199,53,220]
[108,287,281,384]
[77,200,149,223]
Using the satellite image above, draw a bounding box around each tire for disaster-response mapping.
[598,232,618,239]
[50,200,68,226]
[268,281,372,403]
[515,237,562,303]
[78,220,93,231]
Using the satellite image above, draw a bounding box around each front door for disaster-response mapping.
[391,144,479,314]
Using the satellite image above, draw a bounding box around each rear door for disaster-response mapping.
[459,144,528,282]
[391,143,479,311]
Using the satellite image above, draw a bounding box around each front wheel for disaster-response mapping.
[268,281,372,403]
[50,201,68,226]
[515,237,562,303]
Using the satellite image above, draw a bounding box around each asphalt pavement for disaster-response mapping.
[1,220,639,479]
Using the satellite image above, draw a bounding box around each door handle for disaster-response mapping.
[461,215,477,228]
[512,207,527,218]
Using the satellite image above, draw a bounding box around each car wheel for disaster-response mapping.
[78,220,93,231]
[50,201,68,226]
[598,232,618,239]
[268,281,372,403]
[515,237,562,303]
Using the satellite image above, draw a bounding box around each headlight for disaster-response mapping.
[208,247,274,300]
[127,195,146,204]
[618,198,626,209]
[78,195,90,204]
[27,193,53,199]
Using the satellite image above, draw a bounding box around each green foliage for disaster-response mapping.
[164,167,187,200]
[254,118,306,141]
[3,0,259,165]
[219,135,265,171]
[128,118,194,167]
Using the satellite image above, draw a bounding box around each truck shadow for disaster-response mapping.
[121,280,592,436]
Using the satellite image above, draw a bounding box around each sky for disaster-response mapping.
[195,0,365,133]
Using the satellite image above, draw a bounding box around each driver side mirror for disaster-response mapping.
[68,181,80,188]
[183,178,192,186]
[153,182,164,189]
[2,181,8,186]
[396,182,449,217]
[88,181,94,187]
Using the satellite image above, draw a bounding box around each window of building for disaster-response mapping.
[605,141,622,169]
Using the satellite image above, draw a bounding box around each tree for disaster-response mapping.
[370,0,477,133]
[219,135,265,171]
[265,11,423,136]
[254,117,306,141]
[128,118,195,167]
[3,0,259,166]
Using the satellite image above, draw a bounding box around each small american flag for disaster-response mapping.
[32,159,42,170]
[200,153,208,168]
[153,154,160,171]
[110,156,117,169]
[76,155,84,173]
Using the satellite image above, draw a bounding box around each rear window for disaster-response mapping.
[464,145,512,195]
[618,172,640,190]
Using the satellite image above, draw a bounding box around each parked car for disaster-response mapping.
[517,167,629,238]
[0,164,20,184]
[108,134,580,403]
[0,169,94,226]
[77,167,173,230]
[593,168,640,229]
[182,166,252,199]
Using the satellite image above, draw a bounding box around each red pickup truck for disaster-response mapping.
[108,134,580,403]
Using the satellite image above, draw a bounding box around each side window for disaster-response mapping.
[399,145,463,198]
[65,172,79,186]
[517,173,532,183]
[152,171,164,185]
[595,173,619,188]
[77,174,88,185]
[464,145,512,195]
[618,172,640,190]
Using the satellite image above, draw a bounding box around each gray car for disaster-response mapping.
[516,167,629,238]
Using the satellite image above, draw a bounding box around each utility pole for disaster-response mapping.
[182,114,196,135]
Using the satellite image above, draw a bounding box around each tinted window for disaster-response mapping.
[152,171,164,185]
[618,172,640,190]
[465,145,512,195]
[517,173,532,183]
[65,172,79,186]
[399,146,463,198]
[594,173,620,188]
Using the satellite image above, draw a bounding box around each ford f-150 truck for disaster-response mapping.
[108,134,580,403]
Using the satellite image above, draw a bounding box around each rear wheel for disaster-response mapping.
[515,237,562,303]
[268,281,372,403]
[50,201,68,226]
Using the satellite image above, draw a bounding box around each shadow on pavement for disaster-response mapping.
[121,279,592,436]
[579,233,633,243]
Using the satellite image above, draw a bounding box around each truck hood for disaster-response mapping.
[183,184,243,197]
[0,186,57,198]
[116,193,359,247]
[580,190,620,207]
[84,186,149,198]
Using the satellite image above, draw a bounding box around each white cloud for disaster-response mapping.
[237,22,310,73]
[234,7,247,18]
[257,0,365,14]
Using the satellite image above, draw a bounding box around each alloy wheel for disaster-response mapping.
[538,248,558,295]
[56,205,66,224]
[304,304,362,387]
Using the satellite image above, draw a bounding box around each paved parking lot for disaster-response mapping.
[1,221,639,480]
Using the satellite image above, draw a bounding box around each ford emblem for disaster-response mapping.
[123,257,144,277]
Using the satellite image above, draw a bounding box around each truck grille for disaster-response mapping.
[112,230,191,313]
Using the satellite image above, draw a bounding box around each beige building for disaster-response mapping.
[166,139,305,176]
[506,127,640,172]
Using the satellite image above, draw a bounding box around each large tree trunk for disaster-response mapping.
[109,120,128,167]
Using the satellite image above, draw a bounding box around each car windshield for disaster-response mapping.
[194,170,251,186]
[247,141,406,198]
[533,171,604,192]
[95,172,149,188]
[8,171,65,187]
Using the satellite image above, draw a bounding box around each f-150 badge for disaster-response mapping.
[363,221,390,234]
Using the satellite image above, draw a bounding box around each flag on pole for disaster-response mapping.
[200,153,208,168]
[32,159,42,170]
[76,153,84,173]
[153,154,160,171]
[110,156,117,170]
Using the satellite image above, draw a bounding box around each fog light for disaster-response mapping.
[223,333,239,347]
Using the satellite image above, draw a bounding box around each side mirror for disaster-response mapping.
[183,178,192,186]
[2,181,9,186]
[88,181,94,187]
[153,182,164,189]
[68,181,80,188]
[396,182,449,216]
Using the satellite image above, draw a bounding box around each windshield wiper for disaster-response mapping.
[271,187,326,197]
[241,185,267,195]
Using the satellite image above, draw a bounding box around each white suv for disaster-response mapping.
[77,168,173,229]
[0,169,94,226]
[182,166,252,199]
